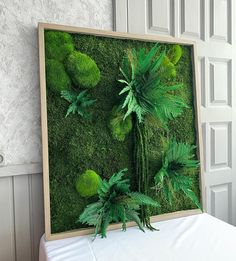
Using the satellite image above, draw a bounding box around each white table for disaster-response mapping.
[39,213,236,261]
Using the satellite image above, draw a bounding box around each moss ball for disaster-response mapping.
[45,31,74,61]
[168,45,183,65]
[65,51,100,88]
[46,59,71,92]
[160,56,176,79]
[75,170,101,197]
[109,106,133,141]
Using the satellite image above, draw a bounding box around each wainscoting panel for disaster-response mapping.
[0,173,44,261]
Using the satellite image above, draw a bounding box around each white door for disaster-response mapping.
[114,0,236,225]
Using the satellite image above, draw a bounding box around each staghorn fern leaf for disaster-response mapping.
[78,168,160,239]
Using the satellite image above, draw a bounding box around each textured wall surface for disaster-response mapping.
[0,0,113,165]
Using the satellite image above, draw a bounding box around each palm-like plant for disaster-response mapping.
[153,138,201,209]
[78,168,159,239]
[61,89,96,118]
[118,44,188,125]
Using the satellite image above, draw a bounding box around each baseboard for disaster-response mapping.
[0,162,42,177]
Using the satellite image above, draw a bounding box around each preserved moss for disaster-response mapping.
[46,59,71,92]
[75,170,101,197]
[46,31,200,233]
[65,51,100,88]
[45,31,74,61]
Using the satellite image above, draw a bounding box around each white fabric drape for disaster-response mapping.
[39,213,236,261]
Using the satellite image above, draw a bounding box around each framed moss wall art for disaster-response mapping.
[38,23,205,241]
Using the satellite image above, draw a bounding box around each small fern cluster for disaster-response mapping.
[153,138,201,209]
[79,168,159,239]
[61,90,96,118]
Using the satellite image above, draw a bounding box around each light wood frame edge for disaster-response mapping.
[38,22,205,241]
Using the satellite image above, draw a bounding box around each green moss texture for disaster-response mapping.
[46,59,71,92]
[45,31,74,61]
[45,31,200,234]
[65,51,100,88]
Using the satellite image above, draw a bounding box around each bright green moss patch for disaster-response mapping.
[75,169,101,197]
[46,59,71,92]
[65,51,100,88]
[109,105,133,141]
[45,31,74,61]
[46,31,200,233]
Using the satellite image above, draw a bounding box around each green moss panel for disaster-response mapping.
[45,31,200,234]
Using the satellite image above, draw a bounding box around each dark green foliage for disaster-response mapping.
[118,44,188,125]
[153,138,201,209]
[47,33,198,233]
[65,51,100,88]
[45,31,74,61]
[61,89,96,118]
[75,169,101,197]
[109,105,133,141]
[46,59,71,92]
[79,169,159,239]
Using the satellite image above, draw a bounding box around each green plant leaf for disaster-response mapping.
[118,43,187,125]
[78,168,159,239]
[153,138,201,209]
[61,90,96,118]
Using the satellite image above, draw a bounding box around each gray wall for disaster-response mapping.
[0,1,113,261]
[0,0,112,166]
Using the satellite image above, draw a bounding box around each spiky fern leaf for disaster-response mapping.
[118,43,188,125]
[61,89,96,118]
[153,138,201,209]
[78,168,160,239]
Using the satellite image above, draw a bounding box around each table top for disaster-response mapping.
[39,213,236,261]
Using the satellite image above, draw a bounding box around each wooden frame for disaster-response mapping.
[38,22,205,241]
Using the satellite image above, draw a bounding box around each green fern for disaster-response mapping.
[118,43,187,125]
[153,138,201,209]
[61,89,96,118]
[78,168,160,239]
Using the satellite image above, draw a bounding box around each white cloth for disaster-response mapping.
[39,213,236,261]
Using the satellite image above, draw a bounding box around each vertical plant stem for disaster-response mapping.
[134,119,156,230]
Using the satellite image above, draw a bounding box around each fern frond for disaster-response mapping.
[118,43,187,125]
[153,138,201,209]
[61,89,96,118]
[79,168,159,239]
[128,192,160,208]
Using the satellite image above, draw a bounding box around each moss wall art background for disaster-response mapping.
[43,29,201,236]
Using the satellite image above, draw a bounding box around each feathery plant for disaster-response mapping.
[61,89,96,118]
[118,43,188,125]
[78,168,160,239]
[153,138,201,209]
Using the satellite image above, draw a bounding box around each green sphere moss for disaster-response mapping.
[109,106,133,141]
[168,45,183,65]
[46,59,71,92]
[65,51,100,88]
[160,56,176,79]
[45,31,74,61]
[75,170,101,197]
